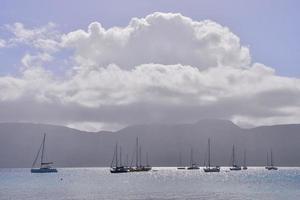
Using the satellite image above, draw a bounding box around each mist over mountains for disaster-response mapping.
[0,119,299,168]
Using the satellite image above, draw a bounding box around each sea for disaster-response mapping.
[1,167,300,200]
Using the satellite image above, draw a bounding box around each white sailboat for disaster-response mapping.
[203,138,220,172]
[31,133,57,173]
[229,144,241,171]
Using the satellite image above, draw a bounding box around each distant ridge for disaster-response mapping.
[0,119,300,167]
[195,118,239,127]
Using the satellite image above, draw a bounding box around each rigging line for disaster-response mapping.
[40,133,46,167]
[130,147,135,168]
[32,135,44,168]
[110,144,116,168]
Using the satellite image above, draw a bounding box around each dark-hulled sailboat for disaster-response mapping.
[265,152,269,169]
[187,148,199,170]
[177,152,186,170]
[129,137,151,172]
[31,133,57,173]
[229,144,241,171]
[110,142,129,173]
[203,138,220,172]
[242,150,248,170]
[265,149,278,170]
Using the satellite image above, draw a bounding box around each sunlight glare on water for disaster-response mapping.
[1,167,300,200]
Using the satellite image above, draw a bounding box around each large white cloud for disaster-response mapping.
[62,12,250,70]
[0,12,299,131]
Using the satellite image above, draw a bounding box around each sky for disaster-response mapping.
[0,0,299,131]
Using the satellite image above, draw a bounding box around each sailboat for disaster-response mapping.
[187,148,199,170]
[203,138,220,172]
[265,149,278,170]
[31,133,57,173]
[144,152,152,171]
[242,150,248,170]
[177,152,186,170]
[129,137,151,172]
[110,142,129,173]
[265,152,269,169]
[229,144,241,171]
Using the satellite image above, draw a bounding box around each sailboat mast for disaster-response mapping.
[136,137,139,168]
[115,142,118,168]
[243,150,246,167]
[139,145,142,167]
[244,150,247,167]
[120,146,122,166]
[270,149,273,167]
[267,152,269,166]
[232,145,235,166]
[110,145,116,168]
[190,148,193,165]
[146,152,149,166]
[208,138,211,168]
[179,152,182,166]
[40,133,46,167]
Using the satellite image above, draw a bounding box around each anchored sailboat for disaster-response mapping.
[187,148,199,170]
[265,152,269,169]
[265,149,278,170]
[203,138,220,172]
[129,137,151,172]
[243,150,248,170]
[229,144,241,171]
[177,152,186,170]
[31,133,57,173]
[144,152,152,171]
[110,142,129,173]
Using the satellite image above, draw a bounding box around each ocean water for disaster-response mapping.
[0,167,300,200]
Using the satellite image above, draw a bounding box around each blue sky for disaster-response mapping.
[0,0,299,77]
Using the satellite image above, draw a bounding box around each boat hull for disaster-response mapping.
[230,167,242,171]
[203,167,220,172]
[266,166,278,170]
[143,167,152,171]
[187,167,200,170]
[31,168,58,173]
[187,163,199,170]
[177,167,186,170]
[110,170,129,173]
[129,167,152,172]
[110,167,129,173]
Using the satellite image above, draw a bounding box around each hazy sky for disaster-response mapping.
[0,0,299,131]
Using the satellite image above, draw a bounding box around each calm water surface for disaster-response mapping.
[1,167,300,200]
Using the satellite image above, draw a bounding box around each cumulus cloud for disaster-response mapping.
[62,12,250,70]
[5,22,61,52]
[21,53,53,68]
[0,12,299,131]
[0,39,6,48]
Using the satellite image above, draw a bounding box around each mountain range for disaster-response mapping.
[0,119,299,167]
